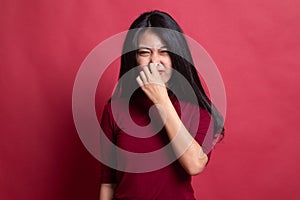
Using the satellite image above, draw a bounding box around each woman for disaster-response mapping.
[99,10,224,200]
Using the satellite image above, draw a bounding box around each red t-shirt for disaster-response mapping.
[100,91,215,200]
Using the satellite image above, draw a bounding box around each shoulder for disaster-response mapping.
[102,98,127,115]
[101,98,132,126]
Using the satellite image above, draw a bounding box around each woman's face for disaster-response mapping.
[136,30,172,84]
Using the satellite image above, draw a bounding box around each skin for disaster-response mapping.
[99,30,208,200]
[136,30,173,85]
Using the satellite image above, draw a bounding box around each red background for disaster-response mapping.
[1,0,299,199]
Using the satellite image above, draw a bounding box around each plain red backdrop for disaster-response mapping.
[1,0,299,199]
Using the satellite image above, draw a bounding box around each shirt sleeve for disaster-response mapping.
[193,107,215,163]
[100,103,117,183]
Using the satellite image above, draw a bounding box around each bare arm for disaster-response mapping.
[136,64,208,175]
[155,99,208,175]
[99,183,116,200]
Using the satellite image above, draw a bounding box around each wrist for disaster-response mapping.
[155,97,172,109]
[154,98,174,120]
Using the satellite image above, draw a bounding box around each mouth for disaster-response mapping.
[158,70,164,74]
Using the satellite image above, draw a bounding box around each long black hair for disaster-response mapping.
[113,10,224,139]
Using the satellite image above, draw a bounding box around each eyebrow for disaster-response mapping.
[137,45,169,50]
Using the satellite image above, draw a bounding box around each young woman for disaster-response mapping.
[99,10,224,200]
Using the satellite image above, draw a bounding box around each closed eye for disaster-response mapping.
[137,50,151,57]
[159,49,170,55]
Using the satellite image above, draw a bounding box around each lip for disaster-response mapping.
[158,70,165,74]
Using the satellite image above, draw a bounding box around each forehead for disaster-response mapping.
[138,30,166,48]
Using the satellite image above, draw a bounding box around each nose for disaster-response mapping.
[150,52,161,64]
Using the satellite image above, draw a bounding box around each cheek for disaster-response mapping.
[167,68,173,76]
[136,56,149,66]
[163,57,172,68]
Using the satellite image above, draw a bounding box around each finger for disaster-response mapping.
[139,71,148,83]
[149,63,159,76]
[136,76,143,87]
[138,64,147,72]
[143,65,152,80]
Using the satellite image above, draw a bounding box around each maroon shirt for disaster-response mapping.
[100,91,214,200]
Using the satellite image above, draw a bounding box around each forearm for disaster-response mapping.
[99,183,116,200]
[156,99,208,175]
[135,64,208,175]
